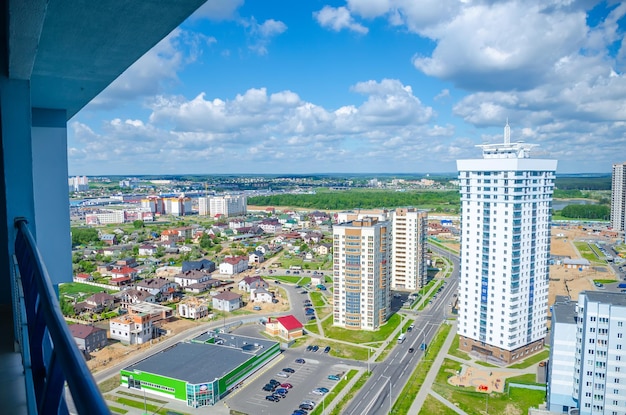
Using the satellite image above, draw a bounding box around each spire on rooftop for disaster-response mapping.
[504,119,511,144]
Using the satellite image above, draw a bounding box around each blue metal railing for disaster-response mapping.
[13,218,110,415]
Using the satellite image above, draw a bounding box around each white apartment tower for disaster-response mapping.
[204,194,247,217]
[332,217,391,330]
[610,162,626,232]
[390,208,428,291]
[548,292,626,415]
[456,122,557,364]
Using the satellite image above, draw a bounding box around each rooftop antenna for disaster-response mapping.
[504,119,511,144]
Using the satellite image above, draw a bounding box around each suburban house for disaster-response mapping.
[255,244,271,255]
[181,259,215,273]
[160,229,181,243]
[136,277,180,300]
[138,244,157,256]
[238,276,269,292]
[68,323,108,354]
[109,313,153,345]
[73,273,93,283]
[258,219,282,234]
[83,292,116,313]
[250,287,273,303]
[212,292,242,312]
[110,276,132,287]
[110,266,138,281]
[117,288,156,309]
[174,270,212,287]
[100,234,117,246]
[315,243,332,255]
[265,315,304,340]
[248,250,265,264]
[177,299,209,320]
[219,256,248,275]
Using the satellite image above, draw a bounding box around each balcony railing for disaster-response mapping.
[13,218,110,415]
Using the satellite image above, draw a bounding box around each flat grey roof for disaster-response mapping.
[552,300,577,325]
[583,291,626,307]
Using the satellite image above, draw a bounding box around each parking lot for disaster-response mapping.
[225,353,348,415]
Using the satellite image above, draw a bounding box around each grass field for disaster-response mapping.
[573,242,605,264]
[310,291,328,307]
[322,314,402,343]
[418,395,458,415]
[59,282,115,298]
[448,335,471,361]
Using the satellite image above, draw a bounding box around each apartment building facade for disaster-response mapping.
[456,122,557,364]
[332,217,390,330]
[390,207,428,291]
[611,162,626,232]
[548,292,626,415]
[198,194,247,217]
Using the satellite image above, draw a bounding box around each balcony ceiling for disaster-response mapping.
[8,0,206,120]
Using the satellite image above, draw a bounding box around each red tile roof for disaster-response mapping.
[277,315,303,331]
[112,266,136,275]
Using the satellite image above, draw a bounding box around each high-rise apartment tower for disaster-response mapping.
[456,122,557,364]
[611,162,626,232]
[332,217,390,330]
[390,208,428,291]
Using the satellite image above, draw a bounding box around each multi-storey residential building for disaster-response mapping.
[200,194,247,217]
[68,175,89,192]
[456,122,557,364]
[163,196,191,216]
[548,292,626,415]
[109,313,153,345]
[332,217,390,330]
[390,207,428,291]
[611,162,626,232]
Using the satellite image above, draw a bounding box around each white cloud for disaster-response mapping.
[243,17,287,55]
[314,6,369,34]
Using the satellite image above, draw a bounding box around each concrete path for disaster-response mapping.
[406,320,457,415]
[430,390,469,415]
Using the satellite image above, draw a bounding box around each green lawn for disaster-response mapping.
[314,339,370,360]
[329,371,372,415]
[391,324,452,414]
[59,282,115,298]
[573,242,605,264]
[322,314,402,343]
[305,321,320,335]
[507,349,549,369]
[309,370,358,415]
[418,395,458,415]
[109,406,128,414]
[448,335,471,360]
[593,278,618,284]
[270,275,302,284]
[432,358,545,415]
[310,291,328,307]
[99,375,121,393]
[506,373,545,386]
[474,361,498,368]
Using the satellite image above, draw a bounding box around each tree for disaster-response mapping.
[200,233,213,250]
[71,227,99,246]
[133,220,144,229]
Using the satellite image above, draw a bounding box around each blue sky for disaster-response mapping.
[68,0,626,175]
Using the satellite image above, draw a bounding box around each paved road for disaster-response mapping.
[344,244,459,415]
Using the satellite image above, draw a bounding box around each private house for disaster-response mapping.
[110,266,138,281]
[258,219,282,234]
[100,234,117,246]
[219,256,248,275]
[68,324,107,354]
[118,288,156,309]
[238,276,269,292]
[136,277,180,300]
[73,273,93,283]
[255,244,271,255]
[127,302,174,325]
[83,292,116,313]
[177,300,209,320]
[181,259,215,273]
[160,229,181,243]
[174,270,212,287]
[315,243,332,255]
[109,313,153,345]
[138,244,157,256]
[110,276,132,287]
[265,315,304,340]
[248,250,265,264]
[250,287,273,304]
[114,258,138,269]
[212,292,242,312]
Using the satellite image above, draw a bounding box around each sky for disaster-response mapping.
[68,0,626,176]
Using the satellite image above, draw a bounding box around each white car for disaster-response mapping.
[276,372,290,378]
[311,389,324,395]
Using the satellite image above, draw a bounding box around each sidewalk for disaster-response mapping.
[407,320,458,415]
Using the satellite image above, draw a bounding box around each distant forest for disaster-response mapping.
[555,176,611,190]
[248,190,460,212]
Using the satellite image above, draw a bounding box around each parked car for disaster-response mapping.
[263,384,275,392]
[269,379,281,386]
[323,346,331,353]
[265,395,279,402]
[275,388,288,396]
[295,358,306,364]
[283,367,295,373]
[328,374,340,381]
[301,400,316,406]
[292,410,308,415]
[281,383,293,389]
[316,387,329,394]
[312,345,319,352]
[274,280,281,284]
[277,372,290,378]
[311,389,324,396]
[306,345,313,352]
[253,306,262,311]
[300,403,315,410]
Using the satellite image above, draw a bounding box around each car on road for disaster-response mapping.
[300,290,308,294]
[408,347,415,353]
[276,372,290,378]
[312,345,319,352]
[328,374,340,381]
[295,285,301,288]
[281,383,293,389]
[274,280,281,284]
[295,358,306,364]
[283,367,295,373]
[323,346,331,353]
[265,395,279,402]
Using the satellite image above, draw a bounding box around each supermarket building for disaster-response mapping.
[120,333,279,407]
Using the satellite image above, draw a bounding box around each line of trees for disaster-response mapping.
[558,204,610,220]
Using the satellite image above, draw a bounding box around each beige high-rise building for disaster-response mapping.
[390,208,428,291]
[611,162,626,232]
[332,217,390,331]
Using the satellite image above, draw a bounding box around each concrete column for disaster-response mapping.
[0,77,36,305]
[32,108,72,287]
